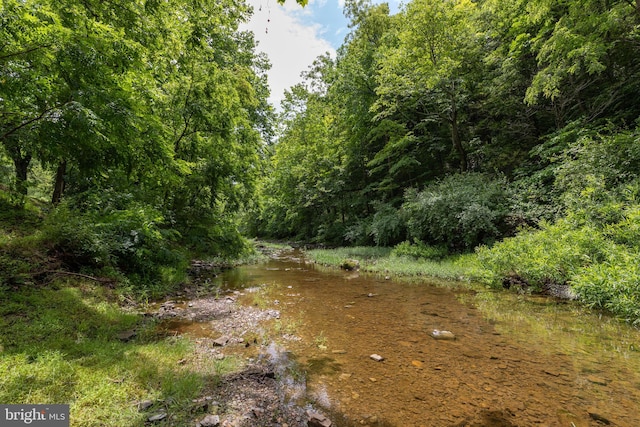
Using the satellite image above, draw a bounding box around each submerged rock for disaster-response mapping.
[430,330,456,340]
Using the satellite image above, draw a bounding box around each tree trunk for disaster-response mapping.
[12,152,32,196]
[449,92,468,172]
[52,160,67,205]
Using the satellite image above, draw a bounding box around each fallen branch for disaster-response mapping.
[34,269,114,284]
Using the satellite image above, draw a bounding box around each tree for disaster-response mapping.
[375,0,481,173]
[1,0,271,254]
[330,1,396,212]
[255,56,348,242]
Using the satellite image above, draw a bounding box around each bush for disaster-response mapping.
[369,202,405,246]
[402,173,511,250]
[343,219,373,246]
[392,240,448,260]
[572,252,640,324]
[475,220,613,291]
[41,202,186,293]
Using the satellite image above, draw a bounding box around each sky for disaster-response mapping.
[241,0,401,108]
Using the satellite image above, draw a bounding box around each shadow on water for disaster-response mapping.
[194,249,640,426]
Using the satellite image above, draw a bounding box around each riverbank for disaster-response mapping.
[307,246,604,300]
[0,265,317,426]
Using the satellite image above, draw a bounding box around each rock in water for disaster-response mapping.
[430,329,456,340]
[340,259,360,271]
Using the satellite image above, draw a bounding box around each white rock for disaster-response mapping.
[430,329,456,340]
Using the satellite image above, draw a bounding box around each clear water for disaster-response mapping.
[185,250,640,426]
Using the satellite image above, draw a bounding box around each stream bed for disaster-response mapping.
[179,249,640,426]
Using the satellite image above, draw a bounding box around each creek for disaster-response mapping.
[182,249,640,426]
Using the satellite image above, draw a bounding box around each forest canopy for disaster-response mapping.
[248,0,640,246]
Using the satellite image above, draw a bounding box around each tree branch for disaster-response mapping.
[0,45,52,61]
[0,102,70,141]
[36,270,114,284]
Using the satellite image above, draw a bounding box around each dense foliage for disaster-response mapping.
[1,0,271,289]
[253,0,640,245]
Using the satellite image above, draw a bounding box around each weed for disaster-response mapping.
[314,331,328,349]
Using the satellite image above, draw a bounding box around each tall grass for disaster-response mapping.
[307,246,474,282]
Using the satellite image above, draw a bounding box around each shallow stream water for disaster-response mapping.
[192,250,640,426]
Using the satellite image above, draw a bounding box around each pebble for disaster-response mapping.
[212,335,230,347]
[370,354,384,362]
[137,400,154,411]
[307,409,332,427]
[117,330,137,342]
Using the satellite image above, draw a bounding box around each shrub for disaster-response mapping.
[572,251,640,324]
[343,219,373,246]
[392,240,448,260]
[369,202,405,246]
[402,173,511,250]
[475,220,613,291]
[41,202,186,292]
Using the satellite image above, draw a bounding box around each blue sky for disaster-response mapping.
[295,0,350,49]
[296,0,402,48]
[242,0,401,107]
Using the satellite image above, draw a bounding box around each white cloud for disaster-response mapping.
[242,0,335,108]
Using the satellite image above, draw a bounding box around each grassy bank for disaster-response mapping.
[306,246,476,283]
[0,279,241,426]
